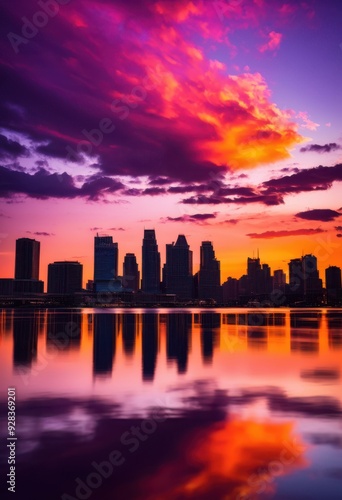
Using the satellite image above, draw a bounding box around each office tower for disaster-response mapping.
[289,258,304,294]
[288,255,322,304]
[222,277,238,303]
[326,266,342,306]
[141,229,160,293]
[274,270,286,291]
[198,241,221,302]
[166,314,191,374]
[123,253,140,292]
[94,235,118,292]
[15,238,40,279]
[163,235,193,299]
[47,261,83,294]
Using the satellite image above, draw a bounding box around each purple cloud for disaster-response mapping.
[295,209,342,222]
[300,143,341,153]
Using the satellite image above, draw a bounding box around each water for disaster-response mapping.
[0,308,341,499]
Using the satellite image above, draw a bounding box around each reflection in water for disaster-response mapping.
[93,314,116,376]
[13,311,38,367]
[200,313,220,364]
[142,313,158,381]
[46,311,81,351]
[122,314,136,357]
[1,308,342,499]
[166,313,191,373]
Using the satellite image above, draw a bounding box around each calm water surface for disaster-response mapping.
[0,308,341,499]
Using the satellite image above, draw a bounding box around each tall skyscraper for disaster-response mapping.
[198,241,221,302]
[325,266,342,305]
[163,235,193,299]
[274,269,286,291]
[288,254,322,303]
[123,253,140,292]
[141,229,160,293]
[15,238,40,279]
[47,261,83,294]
[94,235,118,291]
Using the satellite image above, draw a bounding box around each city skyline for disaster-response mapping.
[0,0,342,288]
[1,233,342,300]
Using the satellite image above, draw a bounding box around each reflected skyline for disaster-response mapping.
[1,307,342,499]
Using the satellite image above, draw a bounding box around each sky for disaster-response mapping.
[0,0,342,287]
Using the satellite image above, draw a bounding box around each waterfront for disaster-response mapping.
[0,308,342,499]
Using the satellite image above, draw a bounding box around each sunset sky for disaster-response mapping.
[0,0,342,287]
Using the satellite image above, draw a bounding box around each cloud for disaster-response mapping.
[0,134,30,160]
[26,231,55,236]
[0,166,125,201]
[297,111,319,131]
[335,226,342,231]
[337,234,342,238]
[295,209,342,222]
[300,143,341,154]
[259,31,283,53]
[301,368,340,382]
[108,227,125,231]
[162,213,217,224]
[247,228,326,239]
[0,0,304,185]
[262,163,342,195]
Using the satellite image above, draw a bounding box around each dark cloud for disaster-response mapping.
[247,228,326,239]
[0,133,30,160]
[337,234,342,238]
[162,213,217,224]
[222,219,239,225]
[300,143,341,153]
[26,231,55,236]
[262,164,342,195]
[108,227,125,231]
[295,209,342,222]
[0,166,124,201]
[182,192,283,206]
[335,226,342,231]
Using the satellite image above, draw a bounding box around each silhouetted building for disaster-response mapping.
[13,279,44,294]
[141,229,160,293]
[48,261,83,294]
[222,277,238,303]
[326,266,342,306]
[246,257,273,296]
[15,237,40,280]
[163,235,193,299]
[94,235,118,292]
[274,270,286,291]
[0,278,14,295]
[123,253,140,292]
[198,241,221,302]
[288,255,322,304]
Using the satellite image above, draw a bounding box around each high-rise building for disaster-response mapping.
[15,238,40,280]
[163,235,193,299]
[288,255,322,304]
[123,253,140,292]
[274,270,286,291]
[325,266,342,306]
[141,229,160,293]
[47,261,83,294]
[198,241,221,302]
[222,277,238,303]
[94,235,118,292]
